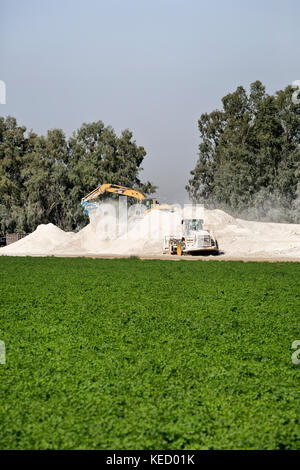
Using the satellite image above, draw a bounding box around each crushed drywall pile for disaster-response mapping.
[0,224,76,256]
[1,205,300,260]
[212,216,300,259]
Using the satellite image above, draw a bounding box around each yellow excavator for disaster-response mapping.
[81,183,171,215]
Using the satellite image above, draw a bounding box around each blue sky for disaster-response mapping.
[1,0,299,202]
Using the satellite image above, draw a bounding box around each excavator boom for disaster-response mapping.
[81,184,145,203]
[81,183,172,216]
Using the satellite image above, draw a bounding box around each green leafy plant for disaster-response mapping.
[0,257,300,449]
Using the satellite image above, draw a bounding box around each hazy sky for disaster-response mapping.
[1,0,299,203]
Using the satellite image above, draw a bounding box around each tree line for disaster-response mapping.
[186,81,300,222]
[0,118,156,233]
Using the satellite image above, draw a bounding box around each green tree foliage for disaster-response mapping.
[20,129,70,231]
[186,81,300,221]
[67,122,155,229]
[0,116,27,232]
[0,117,156,233]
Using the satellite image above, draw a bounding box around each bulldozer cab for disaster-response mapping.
[182,218,204,234]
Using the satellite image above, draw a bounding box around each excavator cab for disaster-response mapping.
[143,198,158,210]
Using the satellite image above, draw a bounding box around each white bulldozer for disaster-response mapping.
[163,207,219,256]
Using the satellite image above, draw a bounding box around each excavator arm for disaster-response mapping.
[81,183,172,216]
[81,184,145,203]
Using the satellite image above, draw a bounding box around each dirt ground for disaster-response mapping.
[53,253,300,263]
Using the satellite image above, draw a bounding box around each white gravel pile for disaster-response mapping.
[1,205,300,260]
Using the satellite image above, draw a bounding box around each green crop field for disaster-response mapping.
[0,256,300,450]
